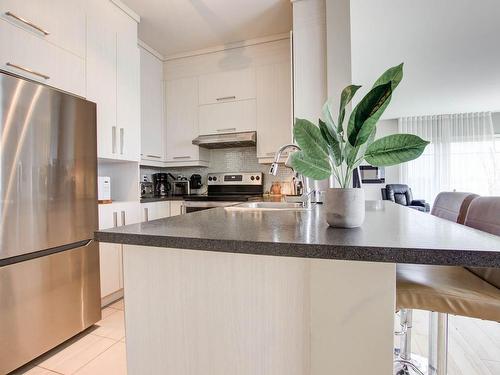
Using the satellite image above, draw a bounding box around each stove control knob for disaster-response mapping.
[208,177,213,181]
[255,176,260,181]
[213,176,217,181]
[250,176,255,181]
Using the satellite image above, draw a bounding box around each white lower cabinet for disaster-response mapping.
[98,201,141,303]
[142,201,170,222]
[170,201,185,216]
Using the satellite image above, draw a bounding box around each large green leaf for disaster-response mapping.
[290,151,331,180]
[365,134,430,166]
[337,85,361,133]
[347,82,393,147]
[346,127,377,169]
[293,118,329,160]
[373,63,404,89]
[319,119,342,166]
[321,99,337,135]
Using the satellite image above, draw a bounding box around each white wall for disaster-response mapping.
[350,0,500,119]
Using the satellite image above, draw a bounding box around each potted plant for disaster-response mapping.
[291,63,429,228]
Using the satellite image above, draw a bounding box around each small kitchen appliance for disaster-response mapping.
[172,175,190,196]
[152,173,170,197]
[190,174,203,189]
[98,176,111,203]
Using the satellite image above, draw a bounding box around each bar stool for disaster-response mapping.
[394,192,480,375]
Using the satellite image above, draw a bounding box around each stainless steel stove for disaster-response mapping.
[183,172,263,213]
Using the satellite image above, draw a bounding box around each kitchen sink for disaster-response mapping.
[225,201,315,211]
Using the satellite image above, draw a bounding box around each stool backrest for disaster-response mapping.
[431,192,479,224]
[464,197,500,288]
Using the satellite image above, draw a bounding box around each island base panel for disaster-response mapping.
[122,245,395,375]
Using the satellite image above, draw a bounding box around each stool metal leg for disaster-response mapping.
[394,309,425,375]
[400,309,413,361]
[428,312,448,375]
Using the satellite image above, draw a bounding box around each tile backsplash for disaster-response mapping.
[140,147,293,194]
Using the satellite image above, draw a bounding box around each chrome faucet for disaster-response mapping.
[269,143,301,176]
[268,143,316,206]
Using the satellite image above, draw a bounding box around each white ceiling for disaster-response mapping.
[350,0,500,119]
[121,0,292,58]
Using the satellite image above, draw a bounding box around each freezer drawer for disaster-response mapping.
[0,241,101,374]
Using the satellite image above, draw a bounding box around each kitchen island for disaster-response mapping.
[95,201,500,375]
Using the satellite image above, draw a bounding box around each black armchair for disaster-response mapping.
[381,184,430,212]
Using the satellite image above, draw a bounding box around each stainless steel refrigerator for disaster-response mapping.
[0,71,101,374]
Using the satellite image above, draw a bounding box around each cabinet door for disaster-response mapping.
[170,201,185,217]
[0,0,85,58]
[199,99,256,135]
[142,201,170,221]
[198,68,255,105]
[165,77,202,162]
[99,242,122,298]
[98,203,121,298]
[120,202,142,226]
[140,47,164,161]
[87,1,117,159]
[256,62,292,160]
[0,19,85,97]
[116,12,141,162]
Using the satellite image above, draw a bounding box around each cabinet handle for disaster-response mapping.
[216,128,237,132]
[144,207,149,222]
[5,11,50,35]
[112,126,117,153]
[121,211,126,226]
[6,62,50,80]
[173,156,191,159]
[146,155,161,159]
[113,212,118,228]
[120,128,124,155]
[216,96,236,101]
[180,204,186,215]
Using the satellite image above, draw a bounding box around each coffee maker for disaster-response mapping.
[152,173,170,197]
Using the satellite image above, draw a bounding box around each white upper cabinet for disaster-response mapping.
[256,61,292,161]
[0,0,86,96]
[140,46,165,163]
[116,11,141,162]
[0,19,85,96]
[87,0,140,162]
[199,99,256,135]
[0,0,85,58]
[87,0,117,159]
[165,77,209,166]
[198,68,255,105]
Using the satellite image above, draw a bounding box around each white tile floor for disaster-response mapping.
[11,301,500,375]
[12,300,126,375]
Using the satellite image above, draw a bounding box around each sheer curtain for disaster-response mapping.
[399,112,498,205]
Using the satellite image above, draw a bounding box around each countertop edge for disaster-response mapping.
[94,231,500,268]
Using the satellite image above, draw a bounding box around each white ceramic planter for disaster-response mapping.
[325,188,365,228]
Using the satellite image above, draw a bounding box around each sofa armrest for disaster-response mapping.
[411,199,430,212]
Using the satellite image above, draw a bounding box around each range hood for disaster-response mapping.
[192,131,256,149]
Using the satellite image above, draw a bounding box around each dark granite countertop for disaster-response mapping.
[95,201,500,268]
